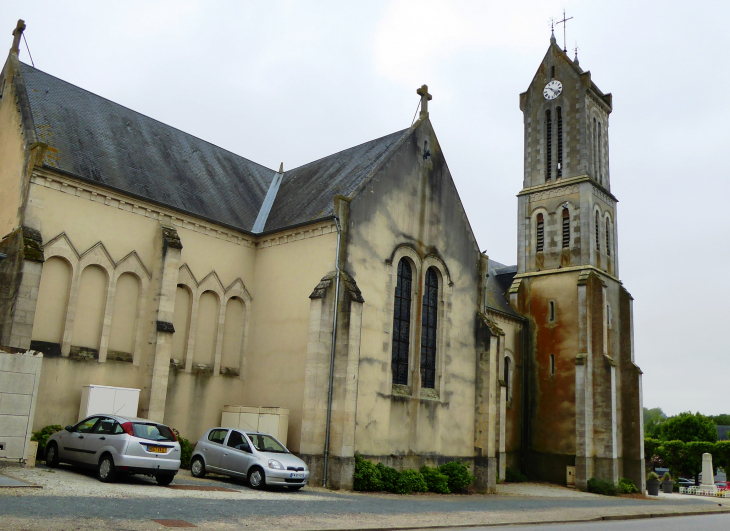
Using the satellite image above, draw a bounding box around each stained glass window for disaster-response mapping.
[391,258,412,385]
[420,268,439,389]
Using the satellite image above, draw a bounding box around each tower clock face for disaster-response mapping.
[543,80,563,100]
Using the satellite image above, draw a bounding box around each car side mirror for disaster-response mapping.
[65,425,75,432]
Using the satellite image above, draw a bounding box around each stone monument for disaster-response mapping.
[699,452,717,495]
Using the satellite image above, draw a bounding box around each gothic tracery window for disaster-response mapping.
[392,258,412,385]
[420,268,439,389]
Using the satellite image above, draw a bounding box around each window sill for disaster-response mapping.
[392,384,412,397]
[419,387,439,401]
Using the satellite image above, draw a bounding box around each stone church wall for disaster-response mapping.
[344,119,483,467]
[243,223,338,452]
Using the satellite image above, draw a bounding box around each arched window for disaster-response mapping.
[420,268,438,389]
[392,258,412,385]
[536,213,545,252]
[556,107,563,178]
[562,207,570,248]
[504,356,511,398]
[606,218,611,256]
[595,211,600,252]
[549,301,555,322]
[545,110,552,181]
[550,354,556,376]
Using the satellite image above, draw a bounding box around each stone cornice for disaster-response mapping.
[515,264,621,284]
[30,168,336,249]
[518,174,618,204]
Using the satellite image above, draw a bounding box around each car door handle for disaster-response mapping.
[99,437,106,440]
[78,436,84,439]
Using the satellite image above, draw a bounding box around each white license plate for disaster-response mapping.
[290,472,305,479]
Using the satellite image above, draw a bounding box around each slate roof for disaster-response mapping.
[17,63,270,232]
[485,258,521,318]
[264,129,409,232]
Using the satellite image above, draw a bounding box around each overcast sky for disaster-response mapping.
[4,1,729,417]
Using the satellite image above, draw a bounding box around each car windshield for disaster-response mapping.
[247,434,289,453]
[132,422,176,442]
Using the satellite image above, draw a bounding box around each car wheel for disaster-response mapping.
[97,454,116,483]
[45,442,59,468]
[156,473,175,486]
[190,456,206,478]
[288,485,303,491]
[248,467,266,489]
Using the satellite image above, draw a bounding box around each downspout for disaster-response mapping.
[322,216,342,487]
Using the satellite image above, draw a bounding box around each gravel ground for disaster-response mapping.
[1,464,728,531]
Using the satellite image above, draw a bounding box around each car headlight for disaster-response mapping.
[268,459,284,470]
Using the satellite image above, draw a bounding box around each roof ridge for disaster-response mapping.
[19,62,277,174]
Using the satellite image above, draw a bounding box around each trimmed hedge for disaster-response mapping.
[353,455,474,494]
[587,477,619,496]
[420,465,451,493]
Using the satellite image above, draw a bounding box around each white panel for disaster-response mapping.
[0,393,32,416]
[112,388,140,418]
[240,412,259,431]
[80,386,115,419]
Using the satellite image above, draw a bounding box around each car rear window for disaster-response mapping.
[132,423,176,442]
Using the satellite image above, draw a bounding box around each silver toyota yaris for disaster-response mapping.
[45,414,181,485]
[190,428,309,490]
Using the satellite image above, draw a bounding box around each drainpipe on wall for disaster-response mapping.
[323,216,342,487]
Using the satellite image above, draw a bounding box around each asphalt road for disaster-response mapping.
[430,513,730,531]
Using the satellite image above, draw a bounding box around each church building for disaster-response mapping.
[0,21,644,492]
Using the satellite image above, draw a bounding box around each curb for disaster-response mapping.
[323,508,730,531]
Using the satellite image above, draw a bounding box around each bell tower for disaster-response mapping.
[510,33,645,493]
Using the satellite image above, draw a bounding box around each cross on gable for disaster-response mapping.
[11,19,25,55]
[417,84,432,117]
[555,10,573,52]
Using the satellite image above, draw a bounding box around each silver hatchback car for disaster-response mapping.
[45,414,181,485]
[191,428,309,490]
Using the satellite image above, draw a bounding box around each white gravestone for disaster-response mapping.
[699,452,717,495]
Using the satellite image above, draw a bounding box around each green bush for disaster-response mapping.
[376,463,410,494]
[505,467,527,483]
[438,460,475,493]
[661,472,672,481]
[647,471,659,481]
[31,425,63,459]
[354,454,382,491]
[401,469,428,493]
[587,477,619,496]
[618,478,638,494]
[420,465,450,493]
[171,429,193,469]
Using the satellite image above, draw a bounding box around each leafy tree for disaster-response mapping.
[657,440,686,479]
[715,441,730,474]
[644,437,661,462]
[660,412,717,443]
[644,408,667,439]
[709,414,730,426]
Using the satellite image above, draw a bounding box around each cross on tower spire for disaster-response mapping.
[556,9,573,52]
[417,84,432,118]
[10,19,25,56]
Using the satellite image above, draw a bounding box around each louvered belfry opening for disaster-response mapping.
[606,218,611,256]
[598,122,603,185]
[536,213,545,252]
[392,258,412,385]
[420,268,439,389]
[556,107,563,178]
[545,110,552,181]
[562,207,570,248]
[595,211,600,251]
[504,356,511,397]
